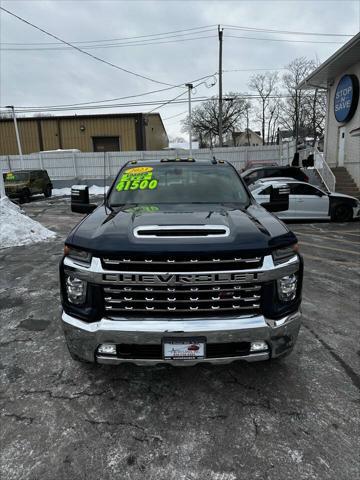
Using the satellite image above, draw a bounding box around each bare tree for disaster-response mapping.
[182,93,249,147]
[281,57,317,147]
[303,88,327,145]
[248,72,279,145]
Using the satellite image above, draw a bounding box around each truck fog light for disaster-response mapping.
[277,273,298,302]
[65,275,87,305]
[98,344,117,355]
[250,341,268,352]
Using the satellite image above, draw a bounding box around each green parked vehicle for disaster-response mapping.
[3,169,53,203]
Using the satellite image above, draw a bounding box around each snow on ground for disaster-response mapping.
[0,197,56,249]
[52,185,108,197]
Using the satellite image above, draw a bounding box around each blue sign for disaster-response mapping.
[334,74,359,123]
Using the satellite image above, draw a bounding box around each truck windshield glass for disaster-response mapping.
[108,164,249,205]
[3,172,29,182]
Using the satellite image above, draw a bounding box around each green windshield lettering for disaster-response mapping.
[116,168,158,192]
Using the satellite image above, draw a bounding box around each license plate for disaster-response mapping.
[163,337,206,360]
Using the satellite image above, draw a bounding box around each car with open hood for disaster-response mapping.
[250,178,360,221]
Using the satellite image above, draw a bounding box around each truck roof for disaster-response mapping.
[124,157,229,166]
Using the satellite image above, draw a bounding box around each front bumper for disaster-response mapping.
[61,310,301,366]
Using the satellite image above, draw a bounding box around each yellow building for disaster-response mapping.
[0,112,168,155]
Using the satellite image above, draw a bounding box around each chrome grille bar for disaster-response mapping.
[102,257,261,265]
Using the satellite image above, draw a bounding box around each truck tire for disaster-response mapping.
[331,204,353,222]
[44,185,52,198]
[20,189,31,204]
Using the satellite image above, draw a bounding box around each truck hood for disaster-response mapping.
[67,203,296,255]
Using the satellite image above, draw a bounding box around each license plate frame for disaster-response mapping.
[162,336,206,361]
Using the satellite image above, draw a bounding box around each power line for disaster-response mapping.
[223,24,354,37]
[0,33,217,51]
[226,34,345,45]
[1,25,217,45]
[147,76,215,114]
[3,73,217,109]
[223,67,286,72]
[0,6,176,87]
[147,90,189,114]
[163,110,188,120]
[1,93,309,115]
[2,23,352,47]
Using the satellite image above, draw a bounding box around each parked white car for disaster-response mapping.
[250,179,360,222]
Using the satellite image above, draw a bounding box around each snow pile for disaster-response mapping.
[52,185,108,197]
[0,197,56,249]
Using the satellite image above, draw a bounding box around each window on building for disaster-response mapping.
[92,136,120,152]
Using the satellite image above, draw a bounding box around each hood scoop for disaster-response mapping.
[133,225,230,238]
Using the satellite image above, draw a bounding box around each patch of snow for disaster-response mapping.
[288,448,304,464]
[0,197,56,249]
[52,185,108,197]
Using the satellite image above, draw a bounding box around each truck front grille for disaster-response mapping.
[103,282,261,316]
[102,253,262,272]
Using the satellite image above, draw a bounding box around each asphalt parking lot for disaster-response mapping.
[1,196,359,480]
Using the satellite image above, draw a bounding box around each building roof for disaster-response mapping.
[297,32,360,90]
[0,112,162,123]
[233,129,262,139]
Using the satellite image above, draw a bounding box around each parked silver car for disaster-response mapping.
[250,179,360,222]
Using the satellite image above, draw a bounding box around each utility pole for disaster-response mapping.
[218,25,223,147]
[185,83,194,156]
[6,105,23,160]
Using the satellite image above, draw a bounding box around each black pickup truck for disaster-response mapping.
[60,158,303,365]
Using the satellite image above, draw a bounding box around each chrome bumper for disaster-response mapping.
[61,310,301,365]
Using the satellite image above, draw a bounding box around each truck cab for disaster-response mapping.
[60,158,303,365]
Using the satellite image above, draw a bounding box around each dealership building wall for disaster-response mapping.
[298,32,360,189]
[0,113,168,155]
[325,61,360,187]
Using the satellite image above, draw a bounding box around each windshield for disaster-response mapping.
[3,172,29,182]
[108,164,249,206]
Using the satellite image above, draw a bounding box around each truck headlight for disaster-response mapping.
[66,275,87,304]
[64,245,91,264]
[272,244,299,265]
[277,273,298,302]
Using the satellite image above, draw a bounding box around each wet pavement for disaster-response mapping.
[1,196,359,480]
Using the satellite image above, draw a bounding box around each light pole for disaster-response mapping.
[185,83,193,157]
[5,105,23,160]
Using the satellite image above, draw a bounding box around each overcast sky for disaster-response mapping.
[0,0,359,139]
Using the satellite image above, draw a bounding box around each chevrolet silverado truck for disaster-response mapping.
[60,158,303,365]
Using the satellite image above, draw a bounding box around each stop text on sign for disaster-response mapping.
[334,74,359,123]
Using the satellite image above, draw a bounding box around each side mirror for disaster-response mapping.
[261,184,290,213]
[71,186,97,214]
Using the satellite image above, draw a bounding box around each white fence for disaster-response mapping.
[0,145,291,183]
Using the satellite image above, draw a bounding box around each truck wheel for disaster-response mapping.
[332,204,353,222]
[20,189,31,203]
[44,185,52,198]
